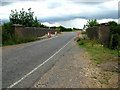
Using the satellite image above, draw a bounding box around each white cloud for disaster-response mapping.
[42,18,118,29]
[57,18,87,28]
[41,22,60,27]
[98,18,118,23]
[0,0,119,28]
[119,18,120,24]
[0,0,118,19]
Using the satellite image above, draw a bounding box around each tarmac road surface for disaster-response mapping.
[2,32,77,88]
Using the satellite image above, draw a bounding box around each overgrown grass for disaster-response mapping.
[2,22,42,47]
[2,37,41,46]
[77,38,118,66]
[81,31,86,34]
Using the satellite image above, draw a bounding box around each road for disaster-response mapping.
[2,32,77,88]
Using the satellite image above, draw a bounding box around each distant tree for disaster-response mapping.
[56,26,73,32]
[86,19,99,28]
[73,27,80,30]
[58,26,67,32]
[66,28,72,31]
[50,26,57,29]
[108,21,117,26]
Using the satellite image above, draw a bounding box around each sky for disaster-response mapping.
[0,0,119,28]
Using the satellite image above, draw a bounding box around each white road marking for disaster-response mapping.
[7,37,74,88]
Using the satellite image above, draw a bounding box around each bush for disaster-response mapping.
[109,21,120,49]
[2,22,14,45]
[86,19,99,28]
[2,22,40,46]
[81,31,86,34]
[77,38,81,42]
[79,42,85,45]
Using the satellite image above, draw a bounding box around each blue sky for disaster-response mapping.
[0,0,119,28]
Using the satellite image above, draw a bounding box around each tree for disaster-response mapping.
[58,26,66,32]
[109,21,120,49]
[32,16,39,27]
[50,26,57,29]
[86,19,99,28]
[73,27,80,30]
[9,8,36,27]
[108,21,117,26]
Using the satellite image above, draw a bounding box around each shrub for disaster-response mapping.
[77,38,81,42]
[109,21,120,49]
[81,31,86,34]
[86,19,99,28]
[2,22,39,46]
[2,22,13,45]
[79,42,85,45]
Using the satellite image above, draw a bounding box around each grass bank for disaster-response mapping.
[2,37,41,47]
[77,38,119,66]
[2,22,42,47]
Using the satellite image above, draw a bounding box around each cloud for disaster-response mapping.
[47,1,63,9]
[118,1,120,18]
[0,0,118,19]
[97,18,118,23]
[42,18,118,29]
[41,22,60,27]
[0,2,12,6]
[1,0,115,3]
[0,0,119,28]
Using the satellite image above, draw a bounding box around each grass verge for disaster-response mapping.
[2,37,41,47]
[77,38,119,87]
[81,31,86,34]
[77,38,118,66]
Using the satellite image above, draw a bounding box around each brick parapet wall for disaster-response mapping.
[86,25,110,47]
[12,24,59,39]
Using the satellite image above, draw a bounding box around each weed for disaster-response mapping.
[99,72,102,74]
[79,42,85,45]
[77,38,81,42]
[112,70,120,73]
[99,80,104,84]
[92,76,97,79]
[103,69,109,72]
